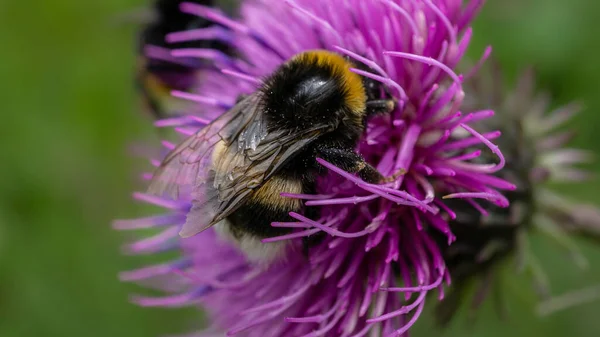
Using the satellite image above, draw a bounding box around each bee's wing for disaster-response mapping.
[147,93,265,199]
[179,123,330,238]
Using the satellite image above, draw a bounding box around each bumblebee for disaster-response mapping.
[149,50,399,262]
[137,0,233,119]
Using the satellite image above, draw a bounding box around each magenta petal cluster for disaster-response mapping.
[116,1,513,336]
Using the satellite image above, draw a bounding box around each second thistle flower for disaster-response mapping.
[435,62,600,324]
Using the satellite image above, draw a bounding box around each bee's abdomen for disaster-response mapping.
[228,176,304,239]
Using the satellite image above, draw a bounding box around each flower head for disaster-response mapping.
[117,1,510,336]
[434,62,600,324]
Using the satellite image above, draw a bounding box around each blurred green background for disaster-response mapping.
[1,0,599,336]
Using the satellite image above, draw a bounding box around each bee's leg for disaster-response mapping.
[366,99,396,116]
[317,147,386,183]
[355,162,405,183]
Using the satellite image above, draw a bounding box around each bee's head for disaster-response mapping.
[262,50,368,132]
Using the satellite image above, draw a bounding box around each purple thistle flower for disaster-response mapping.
[117,1,510,336]
[434,62,600,324]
